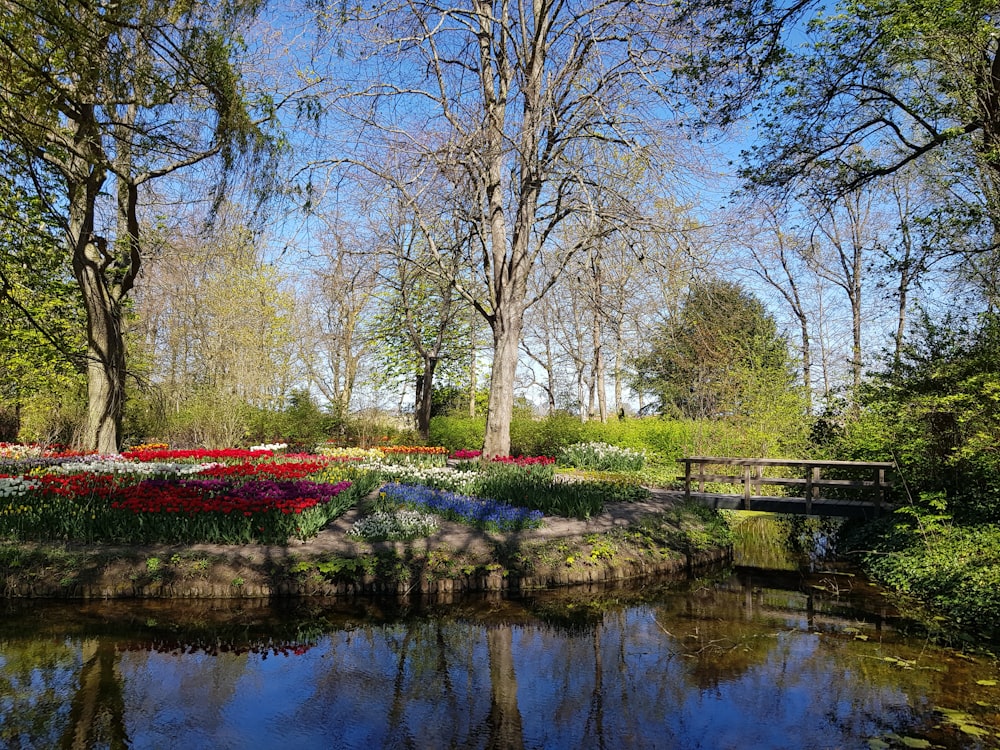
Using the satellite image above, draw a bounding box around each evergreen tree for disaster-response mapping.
[632,279,801,422]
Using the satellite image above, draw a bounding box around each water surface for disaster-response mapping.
[2,566,998,749]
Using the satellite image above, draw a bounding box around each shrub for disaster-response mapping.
[509,413,586,455]
[851,521,1000,641]
[428,416,485,451]
[429,414,807,466]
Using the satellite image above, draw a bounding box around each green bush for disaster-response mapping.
[848,520,1000,641]
[428,416,485,451]
[429,414,808,466]
[509,412,586,455]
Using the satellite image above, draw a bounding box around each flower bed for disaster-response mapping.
[0,441,648,546]
[110,478,354,544]
[379,446,448,466]
[557,441,646,472]
[120,448,274,463]
[347,508,440,541]
[380,482,543,532]
[0,447,369,544]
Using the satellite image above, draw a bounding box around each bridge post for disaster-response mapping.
[684,460,692,502]
[742,464,752,510]
[807,466,820,515]
[804,466,812,513]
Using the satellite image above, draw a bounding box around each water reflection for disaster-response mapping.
[1,573,998,750]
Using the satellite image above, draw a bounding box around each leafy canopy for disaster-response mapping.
[631,279,800,422]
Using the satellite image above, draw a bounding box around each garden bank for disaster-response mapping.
[0,489,733,599]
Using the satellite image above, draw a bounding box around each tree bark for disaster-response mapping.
[67,103,132,454]
[415,356,438,440]
[484,312,523,457]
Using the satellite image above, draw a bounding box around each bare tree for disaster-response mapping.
[322,0,681,454]
[738,205,816,412]
[805,191,887,398]
[300,233,381,417]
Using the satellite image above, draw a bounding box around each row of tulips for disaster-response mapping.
[0,454,380,544]
[0,441,640,544]
[0,446,388,544]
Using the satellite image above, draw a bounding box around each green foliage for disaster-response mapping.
[836,311,1000,522]
[15,389,87,446]
[248,390,340,450]
[734,0,1000,203]
[431,384,488,418]
[630,279,804,424]
[139,387,340,451]
[628,503,733,555]
[849,520,1000,641]
[429,415,487,451]
[431,413,809,466]
[0,180,86,441]
[342,410,419,448]
[161,388,254,449]
[366,261,473,427]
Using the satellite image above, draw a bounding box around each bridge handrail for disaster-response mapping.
[677,456,896,514]
[680,456,895,468]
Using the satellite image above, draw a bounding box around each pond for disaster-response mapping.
[2,524,999,749]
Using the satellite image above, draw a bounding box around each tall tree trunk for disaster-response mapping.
[77,276,126,453]
[484,313,523,457]
[543,336,557,416]
[797,311,812,414]
[67,105,124,453]
[613,332,624,417]
[592,309,607,422]
[415,356,437,440]
[68,104,140,453]
[469,319,478,418]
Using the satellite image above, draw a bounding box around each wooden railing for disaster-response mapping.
[677,457,896,517]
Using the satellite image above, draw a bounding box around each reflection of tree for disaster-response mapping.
[486,625,524,750]
[60,639,128,749]
[583,626,606,750]
[385,629,412,747]
[0,637,78,747]
[1,592,988,748]
[659,582,817,691]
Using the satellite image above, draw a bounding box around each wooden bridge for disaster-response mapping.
[678,457,895,518]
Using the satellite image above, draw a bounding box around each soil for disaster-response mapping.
[0,489,732,599]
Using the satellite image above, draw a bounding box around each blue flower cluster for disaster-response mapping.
[380,482,544,532]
